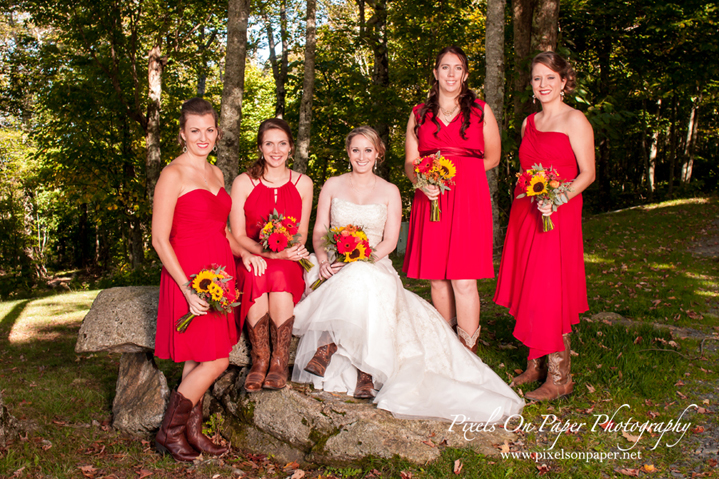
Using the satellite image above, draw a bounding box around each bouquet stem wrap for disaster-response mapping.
[542,214,555,232]
[430,199,441,222]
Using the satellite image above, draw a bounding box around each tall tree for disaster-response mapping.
[262,0,290,118]
[485,0,505,248]
[294,0,316,174]
[218,0,251,191]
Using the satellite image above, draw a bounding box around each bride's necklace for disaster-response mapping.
[439,103,459,125]
[349,173,376,199]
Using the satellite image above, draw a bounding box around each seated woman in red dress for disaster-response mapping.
[230,119,313,392]
[494,52,595,402]
[152,98,263,462]
[403,46,501,353]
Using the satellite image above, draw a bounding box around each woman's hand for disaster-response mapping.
[421,184,440,201]
[537,198,554,216]
[242,253,267,276]
[183,285,210,316]
[319,261,345,280]
[274,244,310,262]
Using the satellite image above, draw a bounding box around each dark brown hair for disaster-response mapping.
[177,97,221,146]
[415,46,481,140]
[247,118,295,179]
[345,126,386,163]
[530,52,577,93]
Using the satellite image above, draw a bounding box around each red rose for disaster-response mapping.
[268,232,289,252]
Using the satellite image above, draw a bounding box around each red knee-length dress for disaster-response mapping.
[235,172,305,328]
[494,114,589,359]
[403,99,494,280]
[155,188,239,363]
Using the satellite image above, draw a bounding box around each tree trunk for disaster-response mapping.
[531,0,559,52]
[681,92,701,184]
[146,41,165,205]
[128,215,144,270]
[485,0,505,250]
[512,0,535,135]
[668,95,677,198]
[218,0,251,192]
[294,0,317,174]
[264,0,289,118]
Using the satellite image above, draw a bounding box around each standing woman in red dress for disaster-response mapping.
[494,52,595,401]
[230,119,313,392]
[153,98,263,462]
[403,46,501,353]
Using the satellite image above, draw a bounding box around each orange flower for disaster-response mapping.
[549,180,560,189]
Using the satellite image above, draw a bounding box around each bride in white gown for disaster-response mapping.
[292,126,523,423]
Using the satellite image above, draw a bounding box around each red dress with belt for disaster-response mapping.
[235,172,305,328]
[494,114,589,358]
[155,188,239,363]
[403,99,494,280]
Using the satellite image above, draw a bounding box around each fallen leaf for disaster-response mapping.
[499,441,510,453]
[692,426,705,434]
[400,471,413,479]
[634,336,642,344]
[79,465,98,478]
[586,383,596,393]
[513,368,524,374]
[537,464,551,475]
[703,399,710,405]
[675,380,685,387]
[453,459,463,475]
[290,470,305,479]
[668,340,679,348]
[677,391,687,400]
[136,470,152,479]
[599,420,615,431]
[708,459,717,468]
[570,350,579,356]
[284,462,301,471]
[422,440,435,448]
[13,468,25,478]
[614,468,640,476]
[623,431,641,443]
[641,464,656,473]
[697,407,709,414]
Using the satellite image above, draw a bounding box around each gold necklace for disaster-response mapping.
[440,103,459,124]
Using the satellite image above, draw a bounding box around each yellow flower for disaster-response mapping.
[527,175,548,196]
[437,157,456,179]
[355,231,368,241]
[261,222,273,234]
[343,242,368,262]
[208,282,223,301]
[192,270,216,293]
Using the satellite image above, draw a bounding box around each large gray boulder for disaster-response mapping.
[209,369,515,465]
[0,390,18,446]
[112,352,170,435]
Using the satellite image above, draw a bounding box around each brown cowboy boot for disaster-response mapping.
[304,342,338,377]
[354,370,374,399]
[525,334,574,402]
[510,357,548,387]
[186,396,228,456]
[457,325,481,354]
[263,316,295,389]
[244,314,270,392]
[155,390,199,462]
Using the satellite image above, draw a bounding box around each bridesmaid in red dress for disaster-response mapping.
[153,98,263,461]
[494,52,595,401]
[403,46,501,353]
[230,118,313,392]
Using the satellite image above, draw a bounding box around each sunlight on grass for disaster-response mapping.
[639,197,711,210]
[7,291,99,344]
[584,254,613,264]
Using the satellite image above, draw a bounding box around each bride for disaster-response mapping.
[292,126,523,423]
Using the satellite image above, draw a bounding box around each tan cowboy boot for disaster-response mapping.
[244,314,270,392]
[263,316,295,389]
[525,334,574,401]
[510,357,548,387]
[457,325,481,354]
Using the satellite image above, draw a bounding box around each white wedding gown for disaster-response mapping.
[292,198,524,423]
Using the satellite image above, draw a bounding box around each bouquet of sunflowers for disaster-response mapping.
[310,224,374,290]
[176,264,240,333]
[259,208,314,272]
[412,151,456,222]
[516,163,573,232]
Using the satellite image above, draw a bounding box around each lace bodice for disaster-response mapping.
[331,198,387,249]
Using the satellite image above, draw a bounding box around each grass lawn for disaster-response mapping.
[1,197,718,478]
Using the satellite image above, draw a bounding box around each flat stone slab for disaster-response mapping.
[218,379,515,465]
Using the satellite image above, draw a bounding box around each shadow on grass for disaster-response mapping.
[0,299,30,341]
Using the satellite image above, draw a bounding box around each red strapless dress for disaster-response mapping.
[494,114,588,359]
[403,100,494,280]
[235,172,305,328]
[155,188,239,363]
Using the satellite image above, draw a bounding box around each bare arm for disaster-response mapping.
[404,110,440,201]
[482,104,501,171]
[565,110,596,200]
[296,174,314,248]
[312,179,336,279]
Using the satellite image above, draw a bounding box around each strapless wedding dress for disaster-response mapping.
[292,198,524,423]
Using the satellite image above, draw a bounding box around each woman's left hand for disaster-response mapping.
[287,244,310,262]
[242,254,267,276]
[537,199,554,216]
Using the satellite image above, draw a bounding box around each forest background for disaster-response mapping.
[0,0,717,296]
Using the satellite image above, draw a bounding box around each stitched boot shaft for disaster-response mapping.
[304,342,338,377]
[354,370,374,399]
[263,316,295,389]
[525,334,574,402]
[155,390,199,462]
[457,325,481,354]
[244,314,271,392]
[510,357,548,387]
[186,397,228,456]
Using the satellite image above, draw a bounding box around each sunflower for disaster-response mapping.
[192,270,216,293]
[208,282,223,301]
[527,175,548,196]
[437,157,456,180]
[344,242,368,262]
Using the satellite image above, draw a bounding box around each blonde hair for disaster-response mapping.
[345,126,386,163]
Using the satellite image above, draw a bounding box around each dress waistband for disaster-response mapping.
[419,146,484,159]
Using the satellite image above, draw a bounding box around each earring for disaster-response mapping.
[532,95,536,105]
[183,146,187,153]
[213,145,217,152]
[373,162,378,173]
[560,90,565,99]
[348,160,352,171]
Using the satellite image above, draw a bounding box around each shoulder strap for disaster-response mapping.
[293,172,302,185]
[248,173,257,187]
